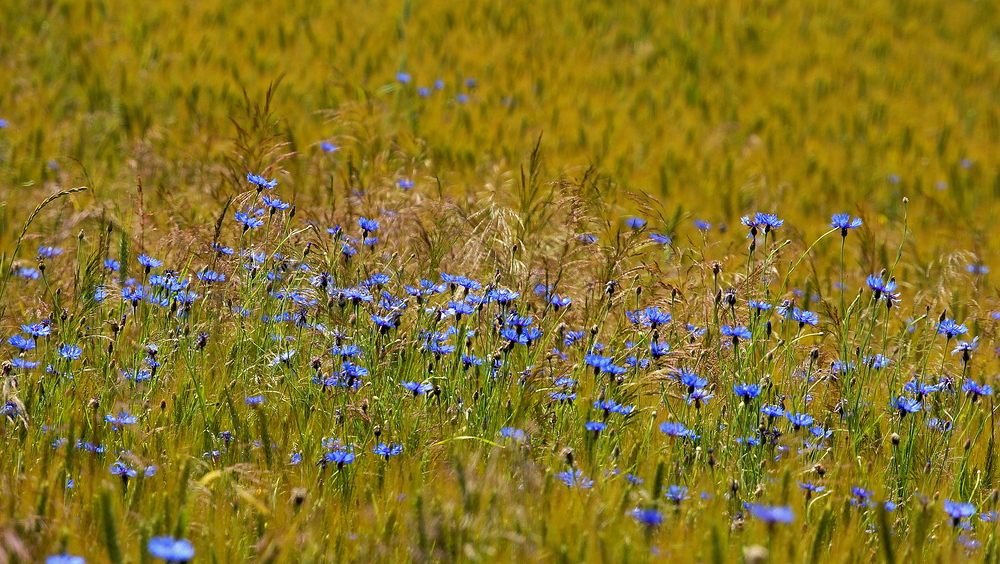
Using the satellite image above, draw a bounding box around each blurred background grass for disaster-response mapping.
[1,0,998,260]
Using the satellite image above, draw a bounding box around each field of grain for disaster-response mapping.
[2,0,1000,562]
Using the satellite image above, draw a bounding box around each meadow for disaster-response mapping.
[1,0,1000,562]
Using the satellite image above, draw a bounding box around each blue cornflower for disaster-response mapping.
[791,308,819,327]
[754,213,783,232]
[137,254,162,269]
[733,383,761,401]
[631,507,663,526]
[748,504,795,524]
[398,178,414,190]
[593,399,634,416]
[963,379,994,399]
[694,219,712,231]
[358,217,380,233]
[46,555,85,564]
[786,412,814,429]
[401,381,433,395]
[830,213,863,236]
[761,405,784,418]
[585,421,607,434]
[831,360,855,375]
[903,379,940,397]
[687,388,714,407]
[58,344,83,360]
[798,482,825,495]
[245,395,265,406]
[865,275,899,303]
[110,462,137,478]
[455,94,469,103]
[555,469,594,489]
[720,325,752,344]
[952,337,979,359]
[105,411,138,430]
[850,487,873,506]
[198,270,226,283]
[665,485,689,503]
[9,334,37,351]
[235,210,265,230]
[16,267,40,279]
[938,319,968,339]
[373,443,404,459]
[626,217,646,229]
[262,195,290,211]
[320,142,338,153]
[417,87,431,97]
[371,314,399,330]
[148,536,195,562]
[968,263,989,275]
[549,295,572,309]
[659,421,691,437]
[104,258,120,271]
[649,232,671,244]
[247,173,277,189]
[864,354,891,369]
[890,396,922,416]
[650,341,670,358]
[748,300,772,311]
[434,79,445,89]
[37,246,64,259]
[396,72,411,83]
[578,233,598,244]
[676,370,707,390]
[21,322,51,337]
[487,287,520,303]
[324,449,356,468]
[944,500,977,526]
[500,427,527,441]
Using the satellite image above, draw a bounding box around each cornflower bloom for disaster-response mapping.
[733,383,761,402]
[373,443,403,459]
[963,379,994,400]
[665,485,689,504]
[148,536,196,562]
[247,173,277,189]
[890,396,922,417]
[631,507,663,527]
[938,319,968,340]
[944,500,977,527]
[625,217,646,229]
[555,469,594,489]
[401,381,433,396]
[830,213,863,236]
[720,325,751,346]
[748,504,794,524]
[105,411,138,430]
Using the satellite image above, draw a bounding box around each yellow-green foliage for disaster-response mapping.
[2,0,998,231]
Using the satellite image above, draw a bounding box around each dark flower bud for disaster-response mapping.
[291,488,307,508]
[890,433,900,446]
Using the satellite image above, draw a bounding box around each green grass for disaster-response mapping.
[1,0,1000,562]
